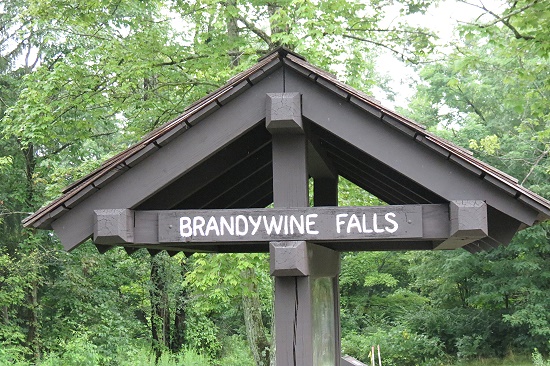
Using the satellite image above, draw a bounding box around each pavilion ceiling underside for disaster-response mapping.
[310,122,446,206]
[136,123,274,211]
[137,120,446,212]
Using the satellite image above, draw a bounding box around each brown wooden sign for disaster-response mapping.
[157,205,422,243]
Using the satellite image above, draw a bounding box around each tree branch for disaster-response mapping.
[341,34,414,62]
[152,54,209,67]
[0,211,34,217]
[45,132,117,157]
[521,149,548,186]
[460,0,536,40]
[235,15,272,46]
[346,27,435,38]
[456,85,487,122]
[480,0,539,28]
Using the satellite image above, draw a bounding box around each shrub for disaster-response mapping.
[185,314,222,359]
[533,348,550,366]
[404,307,516,358]
[342,325,446,366]
[39,335,104,366]
[0,343,29,366]
[217,335,255,366]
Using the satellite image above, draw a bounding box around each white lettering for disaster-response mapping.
[263,215,284,235]
[220,216,234,236]
[336,214,348,234]
[248,216,263,235]
[235,215,248,236]
[290,215,305,235]
[205,216,220,236]
[306,214,319,234]
[180,217,192,237]
[176,210,402,240]
[347,214,362,234]
[193,216,206,236]
[385,212,399,233]
[361,214,373,233]
[372,213,385,233]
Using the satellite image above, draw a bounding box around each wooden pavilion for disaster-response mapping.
[24,47,550,366]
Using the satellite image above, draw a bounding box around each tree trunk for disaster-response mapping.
[150,254,171,359]
[268,3,288,48]
[226,0,240,67]
[171,259,188,352]
[25,280,40,359]
[242,268,270,366]
[2,305,8,324]
[22,143,41,360]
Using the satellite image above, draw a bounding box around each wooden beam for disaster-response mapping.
[266,92,303,134]
[271,134,308,208]
[267,92,316,365]
[156,205,424,243]
[306,125,337,179]
[270,241,309,276]
[195,160,272,209]
[91,204,465,248]
[267,90,342,365]
[284,68,539,226]
[434,201,488,250]
[313,125,443,204]
[51,68,284,251]
[314,176,338,207]
[137,125,272,210]
[93,209,134,245]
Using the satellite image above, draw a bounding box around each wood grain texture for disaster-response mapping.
[51,69,284,250]
[284,68,539,226]
[157,206,424,243]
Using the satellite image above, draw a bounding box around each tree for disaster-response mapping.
[2,0,443,361]
[401,0,550,356]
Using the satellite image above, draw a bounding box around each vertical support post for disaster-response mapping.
[267,93,341,366]
[313,175,341,364]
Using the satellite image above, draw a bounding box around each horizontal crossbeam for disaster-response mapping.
[93,202,488,252]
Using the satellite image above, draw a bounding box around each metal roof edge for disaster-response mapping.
[23,51,284,229]
[281,54,550,220]
[23,48,550,230]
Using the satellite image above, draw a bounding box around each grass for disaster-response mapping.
[449,355,533,366]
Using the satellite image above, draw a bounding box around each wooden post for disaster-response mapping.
[267,93,341,366]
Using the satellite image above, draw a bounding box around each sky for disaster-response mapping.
[374,0,502,109]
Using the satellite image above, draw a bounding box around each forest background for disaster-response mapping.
[0,0,549,365]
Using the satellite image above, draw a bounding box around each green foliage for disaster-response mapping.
[217,335,255,366]
[405,234,550,357]
[39,342,212,366]
[404,306,515,359]
[340,251,423,332]
[402,1,550,359]
[184,312,222,359]
[533,348,550,366]
[40,335,103,366]
[450,355,533,366]
[0,0,549,364]
[339,177,385,207]
[38,245,151,358]
[0,343,29,365]
[342,325,447,366]
[184,253,271,314]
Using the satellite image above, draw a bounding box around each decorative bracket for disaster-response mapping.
[94,209,134,245]
[266,92,303,134]
[434,200,488,250]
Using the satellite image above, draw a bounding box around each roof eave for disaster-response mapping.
[23,48,550,231]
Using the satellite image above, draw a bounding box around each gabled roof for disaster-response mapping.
[23,48,550,253]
